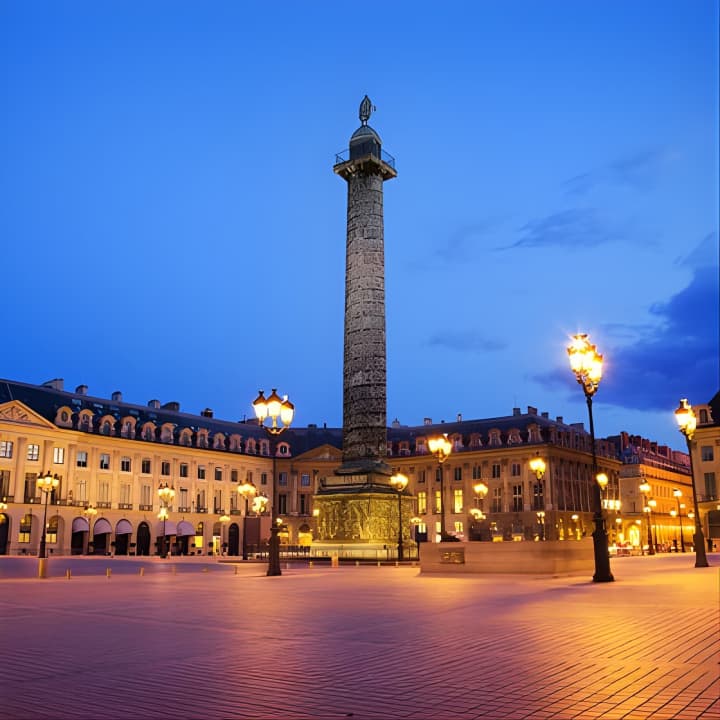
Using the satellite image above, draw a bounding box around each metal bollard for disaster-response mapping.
[139,566,145,576]
[355,560,359,567]
[309,561,314,568]
[395,561,399,567]
[202,567,208,573]
[66,569,72,580]
[234,565,238,575]
[172,565,177,575]
[106,568,112,578]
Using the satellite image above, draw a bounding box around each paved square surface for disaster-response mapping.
[0,554,718,719]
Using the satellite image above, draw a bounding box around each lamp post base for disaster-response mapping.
[38,557,48,579]
[693,530,710,568]
[267,525,282,577]
[592,523,614,583]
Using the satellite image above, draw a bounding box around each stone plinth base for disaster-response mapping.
[310,542,394,560]
[419,539,595,576]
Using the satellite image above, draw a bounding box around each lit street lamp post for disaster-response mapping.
[390,473,409,560]
[37,471,59,578]
[428,434,453,541]
[530,456,546,540]
[674,399,709,568]
[648,498,658,551]
[471,480,488,540]
[237,479,257,561]
[158,482,175,558]
[567,333,613,582]
[83,504,97,555]
[252,388,294,577]
[673,489,686,553]
[639,481,655,556]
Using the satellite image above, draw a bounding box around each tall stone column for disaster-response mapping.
[334,95,397,477]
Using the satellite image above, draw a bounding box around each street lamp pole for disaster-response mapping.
[37,471,59,578]
[529,456,546,540]
[567,333,613,582]
[674,399,709,568]
[83,504,97,555]
[427,434,453,541]
[158,482,175,558]
[390,473,408,560]
[639,482,654,555]
[648,498,658,552]
[252,388,294,577]
[673,489,686,553]
[237,479,257,561]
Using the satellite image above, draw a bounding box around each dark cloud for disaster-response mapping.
[563,147,674,197]
[428,331,507,353]
[536,234,720,410]
[502,207,617,250]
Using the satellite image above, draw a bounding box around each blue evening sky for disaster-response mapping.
[1,1,717,450]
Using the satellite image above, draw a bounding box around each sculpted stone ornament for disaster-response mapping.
[359,95,375,126]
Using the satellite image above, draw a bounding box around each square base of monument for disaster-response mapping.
[419,539,595,575]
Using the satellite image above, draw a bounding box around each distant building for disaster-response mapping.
[0,377,705,558]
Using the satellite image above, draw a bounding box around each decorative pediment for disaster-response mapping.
[0,401,57,429]
[293,444,343,462]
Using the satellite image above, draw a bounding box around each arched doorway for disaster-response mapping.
[136,522,151,556]
[115,519,133,555]
[93,518,112,555]
[176,520,194,556]
[228,523,240,556]
[71,517,90,554]
[0,514,9,555]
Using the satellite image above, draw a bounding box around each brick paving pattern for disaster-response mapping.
[0,554,718,719]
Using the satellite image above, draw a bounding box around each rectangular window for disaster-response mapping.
[454,467,462,482]
[453,489,463,514]
[278,493,288,514]
[53,447,65,464]
[98,481,111,504]
[511,463,521,477]
[119,483,131,506]
[417,491,427,514]
[260,472,268,486]
[180,463,189,478]
[512,484,523,512]
[472,465,481,480]
[213,490,222,513]
[161,461,171,476]
[453,521,464,534]
[214,467,222,482]
[299,494,308,514]
[141,459,151,474]
[247,471,253,484]
[701,446,714,462]
[0,470,10,499]
[230,469,238,482]
[99,453,110,470]
[198,465,206,480]
[46,516,58,544]
[704,472,717,499]
[300,473,311,487]
[434,490,442,514]
[27,444,40,461]
[140,484,152,509]
[196,489,206,511]
[436,467,442,483]
[18,515,31,543]
[24,473,38,503]
[492,463,501,479]
[179,488,188,510]
[418,470,426,484]
[533,482,544,511]
[0,441,13,458]
[76,479,87,503]
[278,472,288,486]
[76,451,88,468]
[120,457,131,472]
[492,487,502,513]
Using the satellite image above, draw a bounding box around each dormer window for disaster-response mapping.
[488,429,502,447]
[246,438,256,455]
[213,433,225,450]
[259,439,270,456]
[507,428,522,444]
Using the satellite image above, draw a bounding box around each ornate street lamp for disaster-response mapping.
[674,399,709,567]
[84,504,97,555]
[252,388,294,577]
[639,481,655,556]
[536,511,546,541]
[530,456,546,539]
[390,473,409,560]
[471,480,488,540]
[36,471,59,578]
[237,479,257,561]
[158,482,175,558]
[567,333,613,582]
[427,433,453,541]
[673,489,686,553]
[648,498,658,551]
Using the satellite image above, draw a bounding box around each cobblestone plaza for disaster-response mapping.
[1,553,718,719]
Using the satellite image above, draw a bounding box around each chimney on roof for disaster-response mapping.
[148,399,161,409]
[541,412,549,419]
[556,416,563,424]
[527,406,537,415]
[392,418,400,428]
[162,401,180,412]
[76,384,88,395]
[513,407,521,416]
[111,391,123,402]
[424,417,432,425]
[42,378,65,391]
[201,408,214,418]
[456,413,462,422]
[308,423,317,429]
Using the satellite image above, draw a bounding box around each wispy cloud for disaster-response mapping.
[433,220,498,262]
[428,331,507,353]
[563,147,676,197]
[535,233,719,411]
[500,207,618,250]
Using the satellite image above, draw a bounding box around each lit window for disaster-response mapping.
[492,487,502,513]
[512,484,523,512]
[417,491,427,514]
[53,447,65,464]
[18,514,32,543]
[434,490,442,514]
[0,441,13,458]
[76,451,88,468]
[27,445,40,461]
[453,489,463,513]
[99,453,110,470]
